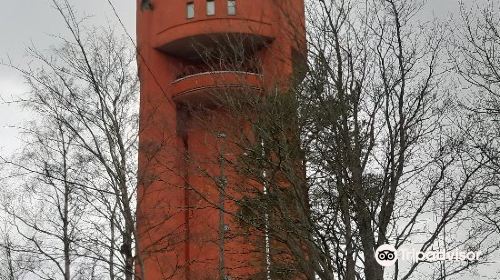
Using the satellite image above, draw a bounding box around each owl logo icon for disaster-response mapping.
[375,244,398,267]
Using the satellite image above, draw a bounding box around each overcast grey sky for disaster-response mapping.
[0,0,485,156]
[0,0,135,156]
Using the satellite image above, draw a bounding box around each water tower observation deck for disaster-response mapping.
[154,0,275,60]
[137,0,306,104]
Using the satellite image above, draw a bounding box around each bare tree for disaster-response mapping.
[450,0,500,270]
[1,0,141,279]
[0,232,17,280]
[2,119,86,280]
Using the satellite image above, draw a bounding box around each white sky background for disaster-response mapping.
[0,0,482,157]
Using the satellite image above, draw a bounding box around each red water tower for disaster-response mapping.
[136,0,305,279]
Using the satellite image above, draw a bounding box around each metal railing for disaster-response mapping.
[175,64,262,81]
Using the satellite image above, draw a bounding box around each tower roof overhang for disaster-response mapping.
[155,18,274,61]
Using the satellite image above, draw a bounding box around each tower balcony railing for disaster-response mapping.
[175,64,261,81]
[170,70,264,105]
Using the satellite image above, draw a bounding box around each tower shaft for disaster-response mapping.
[136,1,306,279]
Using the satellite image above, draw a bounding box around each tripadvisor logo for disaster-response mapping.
[375,244,398,267]
[375,244,482,267]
